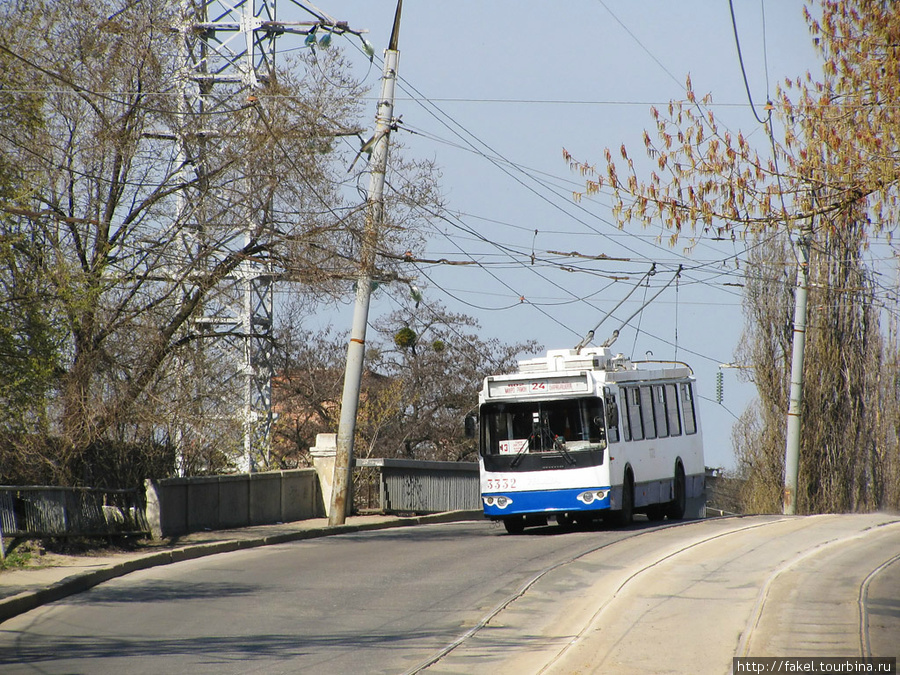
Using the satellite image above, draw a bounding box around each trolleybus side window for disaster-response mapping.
[681,382,697,435]
[627,386,643,441]
[666,383,682,436]
[639,385,657,439]
[619,391,631,441]
[653,384,669,438]
[605,393,620,443]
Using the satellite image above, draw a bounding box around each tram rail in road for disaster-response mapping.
[411,513,900,675]
[0,513,897,674]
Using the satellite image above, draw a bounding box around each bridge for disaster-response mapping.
[0,512,897,673]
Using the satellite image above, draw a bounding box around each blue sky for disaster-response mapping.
[299,1,824,470]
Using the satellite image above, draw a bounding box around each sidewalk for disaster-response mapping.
[0,510,482,624]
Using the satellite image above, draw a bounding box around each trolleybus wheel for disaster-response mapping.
[617,472,634,526]
[503,517,526,534]
[667,462,686,520]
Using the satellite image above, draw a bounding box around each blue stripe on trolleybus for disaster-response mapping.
[481,486,611,517]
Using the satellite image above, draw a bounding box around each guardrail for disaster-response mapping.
[0,459,483,551]
[354,458,480,514]
[144,469,321,539]
[1,486,149,558]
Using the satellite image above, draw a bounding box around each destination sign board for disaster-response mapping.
[486,375,590,399]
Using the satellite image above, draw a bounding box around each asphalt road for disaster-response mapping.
[1,514,898,674]
[0,519,639,674]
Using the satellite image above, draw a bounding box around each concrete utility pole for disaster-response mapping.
[783,230,811,515]
[329,1,403,526]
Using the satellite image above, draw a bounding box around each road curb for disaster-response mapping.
[0,510,484,625]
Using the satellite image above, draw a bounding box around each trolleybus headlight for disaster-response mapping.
[577,490,609,505]
[483,495,512,509]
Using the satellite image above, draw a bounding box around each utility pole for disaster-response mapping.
[783,229,811,515]
[329,1,403,526]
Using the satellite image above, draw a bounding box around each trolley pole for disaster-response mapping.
[329,1,402,526]
[783,230,810,515]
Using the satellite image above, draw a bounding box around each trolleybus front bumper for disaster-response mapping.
[482,486,611,517]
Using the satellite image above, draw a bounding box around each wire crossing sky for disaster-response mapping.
[304,1,894,470]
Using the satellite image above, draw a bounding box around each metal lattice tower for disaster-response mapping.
[175,1,362,472]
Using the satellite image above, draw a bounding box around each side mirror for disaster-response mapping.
[606,398,619,428]
[464,414,477,438]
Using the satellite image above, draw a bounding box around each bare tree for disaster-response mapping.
[369,299,541,462]
[734,220,887,512]
[271,296,540,467]
[565,1,900,512]
[0,0,426,483]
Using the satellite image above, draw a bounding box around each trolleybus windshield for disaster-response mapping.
[481,397,606,456]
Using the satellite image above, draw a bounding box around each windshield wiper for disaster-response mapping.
[552,433,576,465]
[510,425,576,467]
[510,437,530,468]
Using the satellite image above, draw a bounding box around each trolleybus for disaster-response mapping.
[477,347,705,533]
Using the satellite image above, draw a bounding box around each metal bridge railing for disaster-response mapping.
[0,460,480,556]
[354,458,480,515]
[0,486,150,556]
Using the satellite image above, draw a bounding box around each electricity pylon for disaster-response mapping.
[175,1,364,472]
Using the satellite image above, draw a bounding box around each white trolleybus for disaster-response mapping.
[477,347,705,533]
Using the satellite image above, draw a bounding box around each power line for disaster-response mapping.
[728,0,772,125]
